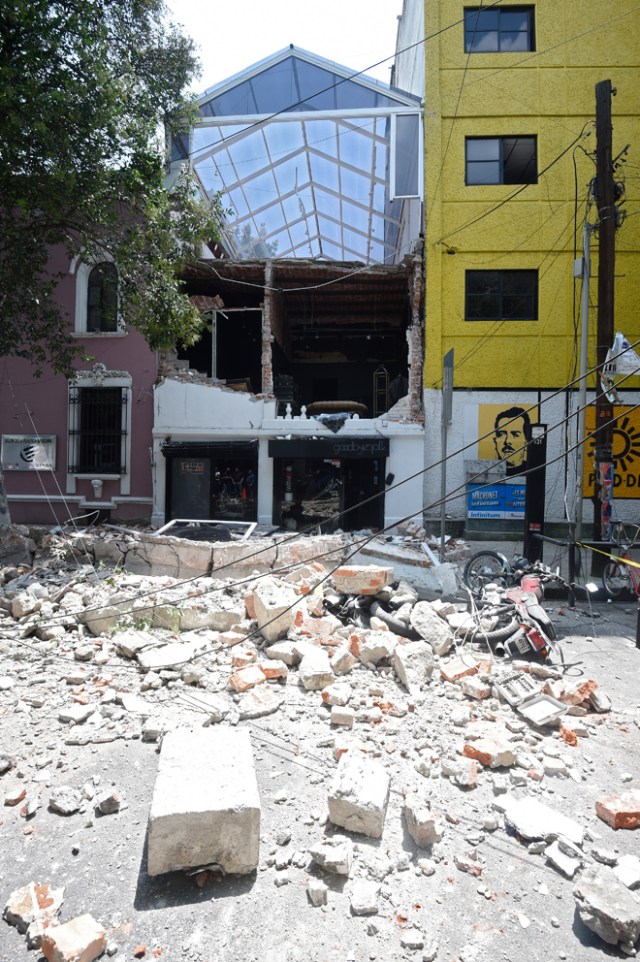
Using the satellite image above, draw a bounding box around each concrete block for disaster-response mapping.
[392,640,434,693]
[299,648,334,690]
[351,630,397,666]
[410,601,454,655]
[253,576,299,643]
[328,753,390,838]
[574,865,640,949]
[330,706,355,728]
[331,564,394,596]
[463,731,516,769]
[41,913,106,962]
[228,664,266,692]
[147,728,260,876]
[331,646,358,675]
[310,836,354,875]
[403,792,444,847]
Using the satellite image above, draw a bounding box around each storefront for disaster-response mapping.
[161,441,258,522]
[268,437,388,532]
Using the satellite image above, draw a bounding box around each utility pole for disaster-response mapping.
[592,80,617,544]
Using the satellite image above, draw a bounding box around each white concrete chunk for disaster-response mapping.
[574,865,640,948]
[299,647,334,690]
[392,640,435,694]
[410,601,454,655]
[328,752,390,839]
[502,795,584,846]
[252,577,299,643]
[147,727,260,876]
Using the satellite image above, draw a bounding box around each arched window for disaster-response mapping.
[86,262,118,332]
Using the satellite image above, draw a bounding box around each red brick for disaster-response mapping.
[595,790,640,830]
[41,913,106,962]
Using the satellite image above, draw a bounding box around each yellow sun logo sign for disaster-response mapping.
[584,406,640,499]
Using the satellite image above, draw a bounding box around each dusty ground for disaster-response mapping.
[0,533,639,962]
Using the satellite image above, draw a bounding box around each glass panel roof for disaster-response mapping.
[188,48,419,263]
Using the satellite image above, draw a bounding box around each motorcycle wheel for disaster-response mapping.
[463,550,511,595]
[602,560,631,600]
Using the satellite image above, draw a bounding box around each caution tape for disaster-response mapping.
[576,541,640,571]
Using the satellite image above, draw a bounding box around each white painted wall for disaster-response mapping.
[424,387,640,528]
[152,379,426,529]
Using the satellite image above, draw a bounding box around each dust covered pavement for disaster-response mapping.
[0,526,639,962]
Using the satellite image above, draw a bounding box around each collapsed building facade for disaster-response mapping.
[153,47,425,532]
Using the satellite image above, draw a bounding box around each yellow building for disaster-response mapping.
[423,0,640,528]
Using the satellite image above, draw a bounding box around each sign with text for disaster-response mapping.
[583,405,640,499]
[467,479,526,519]
[1,435,56,471]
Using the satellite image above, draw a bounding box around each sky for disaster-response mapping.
[166,0,405,93]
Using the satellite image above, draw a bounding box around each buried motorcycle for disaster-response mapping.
[460,562,565,662]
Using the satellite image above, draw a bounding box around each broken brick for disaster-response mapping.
[595,790,640,830]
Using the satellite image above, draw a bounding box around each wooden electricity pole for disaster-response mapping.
[592,80,617,543]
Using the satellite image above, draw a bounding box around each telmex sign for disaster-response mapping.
[583,406,640,500]
[1,435,56,471]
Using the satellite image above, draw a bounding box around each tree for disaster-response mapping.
[0,0,226,375]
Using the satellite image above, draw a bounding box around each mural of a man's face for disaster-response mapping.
[494,415,528,468]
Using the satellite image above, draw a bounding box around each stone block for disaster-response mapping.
[410,601,454,656]
[228,664,266,692]
[331,565,394,596]
[147,727,260,876]
[328,753,390,838]
[596,789,640,830]
[392,640,435,694]
[299,648,334,690]
[351,630,397,667]
[309,836,354,875]
[463,732,515,769]
[574,865,640,949]
[253,576,299,643]
[331,646,358,675]
[330,706,355,728]
[41,913,106,962]
[321,682,352,706]
[403,792,444,847]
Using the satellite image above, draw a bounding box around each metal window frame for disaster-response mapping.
[465,269,539,321]
[68,385,129,474]
[463,6,535,53]
[465,135,537,186]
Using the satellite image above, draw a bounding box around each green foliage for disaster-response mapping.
[0,0,225,374]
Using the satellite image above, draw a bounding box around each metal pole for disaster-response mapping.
[575,222,591,543]
[440,416,447,562]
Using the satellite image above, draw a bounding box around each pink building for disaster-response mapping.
[0,244,156,526]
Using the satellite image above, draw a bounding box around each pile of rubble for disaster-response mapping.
[1,544,639,961]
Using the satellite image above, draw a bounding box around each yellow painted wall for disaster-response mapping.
[424,0,640,389]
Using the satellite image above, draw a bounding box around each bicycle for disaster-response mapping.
[602,522,640,600]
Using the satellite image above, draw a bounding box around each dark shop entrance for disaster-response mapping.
[269,438,388,532]
[162,441,258,523]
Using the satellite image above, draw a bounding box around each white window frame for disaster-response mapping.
[71,253,126,336]
[67,364,132,495]
[390,112,424,200]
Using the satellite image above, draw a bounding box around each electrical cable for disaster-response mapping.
[4,368,639,664]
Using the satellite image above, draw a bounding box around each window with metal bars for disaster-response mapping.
[68,386,127,473]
